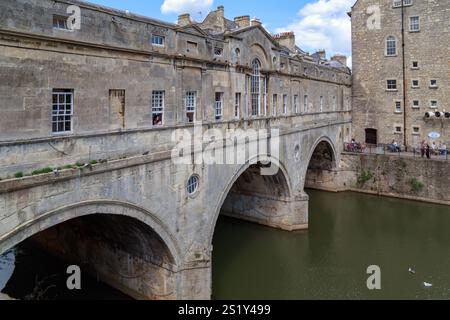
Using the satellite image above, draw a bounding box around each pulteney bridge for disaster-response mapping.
[0,116,350,299]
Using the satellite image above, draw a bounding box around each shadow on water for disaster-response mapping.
[212,190,450,300]
[0,241,131,300]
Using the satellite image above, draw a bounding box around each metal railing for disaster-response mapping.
[344,143,450,161]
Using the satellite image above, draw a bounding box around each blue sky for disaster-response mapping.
[85,0,354,64]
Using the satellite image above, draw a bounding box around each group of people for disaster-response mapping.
[347,139,366,153]
[419,141,448,159]
[388,140,402,153]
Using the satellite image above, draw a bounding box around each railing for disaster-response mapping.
[344,143,450,161]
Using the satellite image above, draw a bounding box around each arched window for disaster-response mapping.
[251,59,261,116]
[386,36,396,56]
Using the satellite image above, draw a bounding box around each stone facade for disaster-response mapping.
[0,0,352,299]
[351,0,450,148]
[0,0,351,179]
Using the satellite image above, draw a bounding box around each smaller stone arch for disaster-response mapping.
[304,136,339,191]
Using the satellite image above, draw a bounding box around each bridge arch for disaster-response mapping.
[304,136,339,190]
[0,200,182,300]
[208,157,294,245]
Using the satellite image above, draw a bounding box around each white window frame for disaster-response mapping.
[395,101,402,113]
[409,16,420,32]
[430,100,438,109]
[412,126,421,136]
[304,95,309,113]
[215,92,223,121]
[152,90,165,126]
[151,35,165,47]
[251,59,261,117]
[282,94,288,115]
[53,15,71,31]
[394,125,403,134]
[272,94,278,116]
[52,89,74,134]
[294,95,299,114]
[412,100,420,109]
[386,36,397,56]
[235,92,241,119]
[412,79,420,88]
[185,91,196,123]
[430,79,438,88]
[387,79,398,91]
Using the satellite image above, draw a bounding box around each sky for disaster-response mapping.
[85,0,355,65]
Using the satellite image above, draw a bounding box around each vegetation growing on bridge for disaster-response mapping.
[410,177,425,194]
[357,170,374,185]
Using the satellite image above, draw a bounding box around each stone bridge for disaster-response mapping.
[0,115,350,300]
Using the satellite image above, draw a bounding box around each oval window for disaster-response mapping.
[187,175,199,195]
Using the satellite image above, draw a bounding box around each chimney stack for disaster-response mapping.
[273,32,296,51]
[251,18,262,27]
[217,5,224,17]
[331,54,347,67]
[177,13,191,27]
[315,49,326,60]
[234,15,250,28]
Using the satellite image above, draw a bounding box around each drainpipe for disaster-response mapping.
[401,2,408,151]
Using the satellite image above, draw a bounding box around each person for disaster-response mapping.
[153,115,162,126]
[440,143,448,156]
[431,142,438,156]
[389,140,401,152]
[420,140,426,158]
[426,143,431,159]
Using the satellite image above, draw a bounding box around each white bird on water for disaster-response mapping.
[408,268,416,275]
[423,282,433,288]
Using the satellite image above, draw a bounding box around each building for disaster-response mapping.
[351,0,450,148]
[0,0,351,178]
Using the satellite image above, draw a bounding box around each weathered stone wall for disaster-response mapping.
[351,0,450,147]
[307,153,450,206]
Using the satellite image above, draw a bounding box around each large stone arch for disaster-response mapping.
[0,200,182,266]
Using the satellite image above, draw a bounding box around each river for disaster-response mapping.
[1,190,450,300]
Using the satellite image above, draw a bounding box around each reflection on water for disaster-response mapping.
[0,241,130,300]
[212,190,450,300]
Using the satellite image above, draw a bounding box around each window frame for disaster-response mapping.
[185,91,196,123]
[215,92,223,121]
[395,100,402,113]
[52,89,74,134]
[387,79,398,91]
[385,36,397,57]
[282,94,288,115]
[235,92,241,119]
[409,16,420,32]
[152,90,165,126]
[151,35,165,47]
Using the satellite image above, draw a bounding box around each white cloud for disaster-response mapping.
[161,0,214,15]
[275,0,354,67]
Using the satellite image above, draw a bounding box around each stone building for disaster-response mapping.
[351,0,450,149]
[0,0,351,177]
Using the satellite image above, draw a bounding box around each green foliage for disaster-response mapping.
[410,178,425,193]
[358,170,374,185]
[14,172,24,178]
[75,162,85,167]
[31,167,53,176]
[89,160,98,165]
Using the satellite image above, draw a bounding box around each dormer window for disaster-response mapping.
[393,0,413,7]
